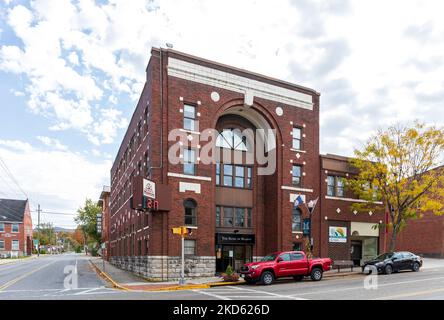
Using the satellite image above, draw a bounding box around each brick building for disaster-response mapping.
[0,198,33,257]
[108,48,388,280]
[98,186,111,261]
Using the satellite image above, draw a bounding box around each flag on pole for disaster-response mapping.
[294,195,304,208]
[308,197,319,214]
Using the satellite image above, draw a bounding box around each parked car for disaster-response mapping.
[240,251,332,285]
[362,251,423,275]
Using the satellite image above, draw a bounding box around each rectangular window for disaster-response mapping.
[184,240,196,255]
[292,208,302,232]
[0,240,4,250]
[183,104,196,131]
[234,166,245,188]
[223,164,233,186]
[216,163,220,186]
[12,224,19,233]
[247,167,252,188]
[223,207,234,227]
[216,206,221,227]
[235,208,245,227]
[327,176,335,196]
[292,165,302,187]
[247,208,252,228]
[292,128,302,150]
[183,149,196,175]
[184,206,197,226]
[336,177,345,197]
[0,223,4,232]
[12,240,19,251]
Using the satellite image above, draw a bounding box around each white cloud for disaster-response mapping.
[0,139,111,228]
[36,136,68,151]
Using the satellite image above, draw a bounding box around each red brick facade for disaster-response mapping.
[0,199,33,256]
[107,48,390,279]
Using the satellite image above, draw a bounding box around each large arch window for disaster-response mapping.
[184,199,197,226]
[216,129,248,151]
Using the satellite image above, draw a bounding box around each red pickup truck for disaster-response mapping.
[240,251,332,285]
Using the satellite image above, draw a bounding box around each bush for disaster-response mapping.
[221,265,239,282]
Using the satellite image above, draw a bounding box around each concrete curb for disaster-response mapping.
[88,259,130,291]
[127,280,245,292]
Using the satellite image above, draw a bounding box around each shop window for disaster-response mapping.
[292,165,302,187]
[183,104,196,131]
[184,240,196,255]
[292,127,302,150]
[292,208,302,232]
[184,199,197,226]
[183,149,196,175]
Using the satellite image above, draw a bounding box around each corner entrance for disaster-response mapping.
[215,233,255,273]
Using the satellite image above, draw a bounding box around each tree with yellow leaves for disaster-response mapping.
[349,122,444,252]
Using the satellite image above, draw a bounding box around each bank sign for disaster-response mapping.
[329,226,347,243]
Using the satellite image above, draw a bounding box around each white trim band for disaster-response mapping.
[281,186,314,193]
[168,172,212,181]
[325,196,383,205]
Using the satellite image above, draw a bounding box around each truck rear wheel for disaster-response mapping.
[310,268,323,281]
[260,271,274,285]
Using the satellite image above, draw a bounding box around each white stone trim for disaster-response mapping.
[168,172,212,181]
[179,182,201,194]
[179,128,201,135]
[168,58,314,110]
[290,149,307,153]
[281,186,314,193]
[325,196,383,205]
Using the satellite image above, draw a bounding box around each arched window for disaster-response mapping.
[216,129,248,151]
[184,199,197,226]
[292,208,302,232]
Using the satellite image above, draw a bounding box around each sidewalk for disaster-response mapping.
[89,257,362,292]
[0,255,38,266]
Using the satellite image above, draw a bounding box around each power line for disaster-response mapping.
[0,157,28,199]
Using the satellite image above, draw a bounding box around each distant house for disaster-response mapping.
[0,199,33,257]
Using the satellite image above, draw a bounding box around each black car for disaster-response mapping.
[362,252,423,275]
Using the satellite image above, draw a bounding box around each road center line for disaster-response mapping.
[0,261,56,292]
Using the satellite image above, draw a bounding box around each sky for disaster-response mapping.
[1,0,444,229]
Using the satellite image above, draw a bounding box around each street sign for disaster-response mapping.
[33,239,39,247]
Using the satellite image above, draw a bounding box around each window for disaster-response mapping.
[0,223,4,232]
[184,240,196,255]
[247,167,252,188]
[216,206,221,227]
[235,208,245,227]
[0,240,4,250]
[279,253,291,261]
[292,128,302,150]
[184,199,197,226]
[183,104,196,131]
[292,208,302,232]
[336,177,345,197]
[234,166,245,188]
[290,252,304,260]
[183,149,196,175]
[12,224,19,233]
[223,164,233,186]
[292,243,302,251]
[12,240,19,251]
[327,176,335,196]
[216,163,220,186]
[223,207,234,227]
[292,165,302,187]
[247,208,252,228]
[216,129,248,151]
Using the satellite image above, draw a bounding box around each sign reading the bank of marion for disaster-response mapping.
[329,226,347,243]
[216,233,256,245]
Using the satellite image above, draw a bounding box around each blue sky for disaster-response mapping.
[1,0,444,228]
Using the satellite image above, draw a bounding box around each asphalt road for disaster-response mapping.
[1,254,444,300]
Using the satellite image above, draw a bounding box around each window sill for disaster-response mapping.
[292,231,303,234]
[179,128,201,135]
[185,226,198,229]
[290,149,307,153]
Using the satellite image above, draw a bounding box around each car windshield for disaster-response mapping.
[261,254,278,262]
[375,253,394,261]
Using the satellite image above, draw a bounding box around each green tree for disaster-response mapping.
[33,223,56,246]
[75,199,101,248]
[349,122,444,251]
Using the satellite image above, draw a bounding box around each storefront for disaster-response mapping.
[350,222,379,266]
[215,233,255,273]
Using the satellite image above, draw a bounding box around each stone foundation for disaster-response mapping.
[110,255,216,281]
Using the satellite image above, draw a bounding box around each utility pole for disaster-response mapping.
[37,204,41,257]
